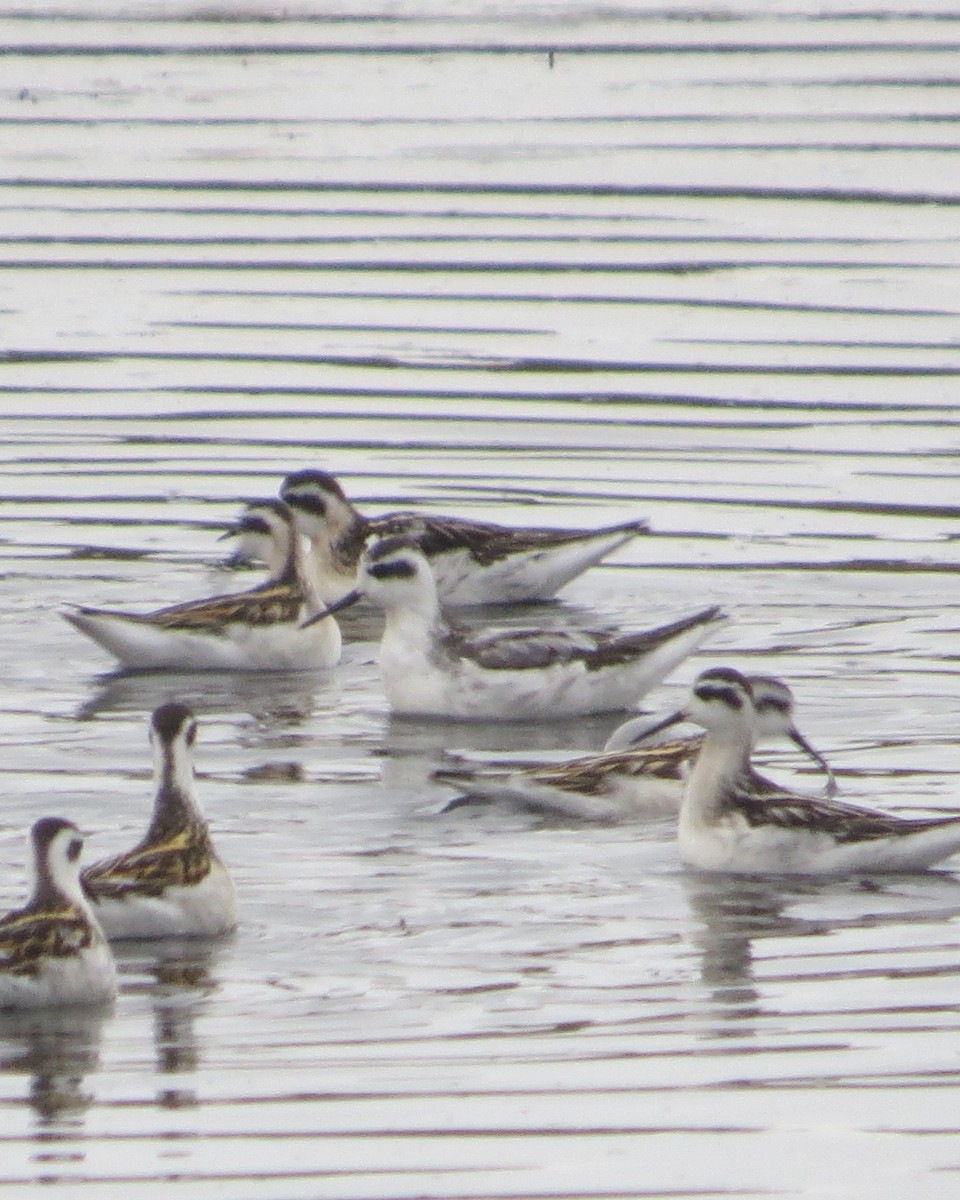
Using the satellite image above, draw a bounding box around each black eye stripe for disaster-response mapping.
[67,838,82,862]
[369,559,417,581]
[240,516,272,536]
[694,683,744,710]
[285,492,326,516]
[755,696,789,714]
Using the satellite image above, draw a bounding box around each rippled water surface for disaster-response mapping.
[2,1,960,1196]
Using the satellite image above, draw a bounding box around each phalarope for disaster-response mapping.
[433,675,834,821]
[218,500,291,577]
[64,500,341,671]
[302,535,728,720]
[279,468,650,606]
[82,703,238,939]
[0,818,117,1010]
[651,667,960,875]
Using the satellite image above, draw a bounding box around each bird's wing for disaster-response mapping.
[0,906,91,974]
[83,826,213,899]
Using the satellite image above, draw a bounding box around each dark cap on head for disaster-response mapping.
[366,535,420,563]
[693,667,753,711]
[750,675,794,716]
[151,702,197,744]
[281,470,346,499]
[245,498,292,521]
[32,816,81,854]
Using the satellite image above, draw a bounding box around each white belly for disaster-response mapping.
[679,811,960,876]
[0,943,117,1010]
[69,611,341,672]
[92,863,237,940]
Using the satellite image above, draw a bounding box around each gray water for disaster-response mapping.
[2,1,960,1196]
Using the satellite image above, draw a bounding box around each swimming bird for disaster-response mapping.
[279,468,650,606]
[302,535,728,720]
[0,818,117,1010]
[433,674,834,821]
[218,499,290,577]
[63,500,341,671]
[648,666,960,874]
[82,703,238,939]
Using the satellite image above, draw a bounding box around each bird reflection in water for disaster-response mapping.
[73,667,342,790]
[119,940,224,1111]
[0,1006,107,1163]
[682,873,829,1036]
[73,665,338,727]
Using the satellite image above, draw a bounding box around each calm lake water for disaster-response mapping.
[2,1,960,1196]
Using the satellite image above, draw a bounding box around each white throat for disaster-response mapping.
[681,723,755,824]
[265,525,293,580]
[304,533,357,605]
[46,859,89,911]
[375,566,446,666]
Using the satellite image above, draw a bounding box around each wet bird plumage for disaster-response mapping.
[82,823,216,899]
[82,703,237,938]
[304,535,727,719]
[280,468,650,605]
[434,675,830,821]
[89,581,305,633]
[0,818,116,1009]
[63,500,340,670]
[663,667,960,874]
[0,908,96,979]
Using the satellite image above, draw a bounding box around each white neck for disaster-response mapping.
[284,529,326,612]
[264,530,291,580]
[680,725,754,826]
[377,568,446,662]
[384,600,441,657]
[48,862,90,912]
[33,841,93,914]
[304,534,357,605]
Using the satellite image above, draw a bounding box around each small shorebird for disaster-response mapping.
[0,818,117,1010]
[302,535,727,719]
[218,499,291,577]
[433,674,834,821]
[64,500,341,671]
[649,666,960,874]
[279,468,650,606]
[82,703,238,939]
